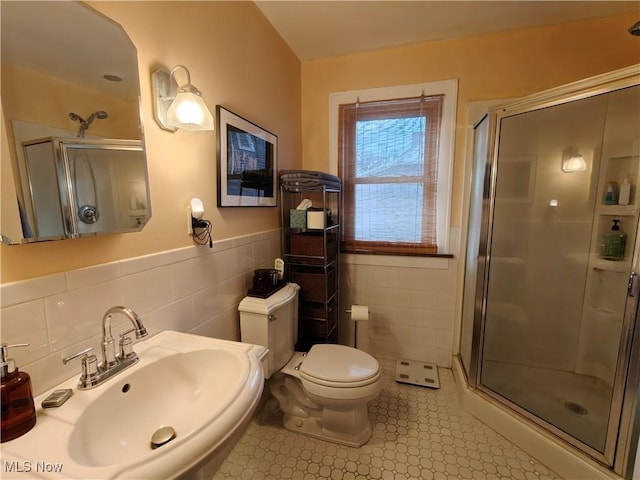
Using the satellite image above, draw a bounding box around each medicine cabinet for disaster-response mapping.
[1,1,148,244]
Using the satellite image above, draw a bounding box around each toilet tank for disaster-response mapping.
[239,283,300,378]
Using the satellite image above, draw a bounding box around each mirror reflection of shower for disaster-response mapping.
[68,111,108,224]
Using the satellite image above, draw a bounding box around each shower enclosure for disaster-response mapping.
[19,137,150,241]
[461,65,640,477]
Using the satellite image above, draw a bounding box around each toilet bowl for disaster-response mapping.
[239,283,382,447]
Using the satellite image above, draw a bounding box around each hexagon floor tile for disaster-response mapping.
[214,358,561,480]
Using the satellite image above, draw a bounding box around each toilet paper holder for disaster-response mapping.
[345,305,369,349]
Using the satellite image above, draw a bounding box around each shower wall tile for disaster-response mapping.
[0,229,280,397]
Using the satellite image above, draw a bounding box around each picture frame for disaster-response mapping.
[216,106,277,207]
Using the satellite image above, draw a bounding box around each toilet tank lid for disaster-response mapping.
[238,283,300,315]
[301,344,379,383]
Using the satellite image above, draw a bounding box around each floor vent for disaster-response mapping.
[395,359,440,389]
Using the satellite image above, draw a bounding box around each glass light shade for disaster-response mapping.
[166,91,214,131]
[562,154,587,173]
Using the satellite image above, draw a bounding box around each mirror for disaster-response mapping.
[1,1,150,244]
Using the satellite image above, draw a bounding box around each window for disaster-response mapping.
[330,81,457,256]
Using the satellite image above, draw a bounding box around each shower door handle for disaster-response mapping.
[627,272,639,297]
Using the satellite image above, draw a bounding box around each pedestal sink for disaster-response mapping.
[0,331,267,479]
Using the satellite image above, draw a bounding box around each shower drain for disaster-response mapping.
[565,401,588,415]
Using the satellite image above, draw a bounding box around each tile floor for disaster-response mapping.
[213,358,561,480]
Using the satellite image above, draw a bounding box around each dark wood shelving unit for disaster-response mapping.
[281,186,340,350]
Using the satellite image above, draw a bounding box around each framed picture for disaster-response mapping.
[216,106,277,207]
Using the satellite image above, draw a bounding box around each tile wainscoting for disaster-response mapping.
[0,230,280,396]
[1,227,460,397]
[340,228,460,368]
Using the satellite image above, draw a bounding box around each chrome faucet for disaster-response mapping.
[101,306,148,369]
[63,306,148,390]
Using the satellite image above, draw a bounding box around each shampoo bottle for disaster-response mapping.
[601,219,626,261]
[605,181,618,205]
[1,343,36,442]
[619,177,632,205]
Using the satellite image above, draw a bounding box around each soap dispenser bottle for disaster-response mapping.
[601,219,626,261]
[1,343,36,442]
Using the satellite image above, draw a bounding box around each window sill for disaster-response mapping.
[341,252,453,270]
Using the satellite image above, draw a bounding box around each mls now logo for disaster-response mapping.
[4,461,63,473]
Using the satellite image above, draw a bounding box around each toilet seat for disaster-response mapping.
[299,344,380,388]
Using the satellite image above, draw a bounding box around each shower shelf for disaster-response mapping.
[591,258,631,273]
[596,205,638,215]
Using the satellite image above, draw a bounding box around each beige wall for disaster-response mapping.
[300,12,640,227]
[2,64,140,140]
[2,7,638,284]
[0,1,301,283]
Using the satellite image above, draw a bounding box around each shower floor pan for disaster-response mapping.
[482,360,610,451]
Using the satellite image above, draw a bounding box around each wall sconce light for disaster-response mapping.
[152,65,214,132]
[562,146,587,173]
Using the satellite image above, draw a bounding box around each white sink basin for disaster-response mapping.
[1,331,267,479]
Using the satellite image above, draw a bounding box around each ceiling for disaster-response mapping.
[1,1,140,100]
[255,1,640,61]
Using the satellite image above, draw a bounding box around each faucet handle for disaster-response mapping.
[63,347,98,386]
[62,346,94,364]
[118,335,134,360]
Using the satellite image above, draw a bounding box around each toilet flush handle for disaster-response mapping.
[268,314,276,321]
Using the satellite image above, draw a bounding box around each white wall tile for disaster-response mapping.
[0,299,50,365]
[119,246,194,276]
[195,307,239,341]
[0,230,279,396]
[148,297,194,334]
[1,273,66,308]
[339,227,460,366]
[253,239,272,269]
[384,287,412,307]
[215,250,237,282]
[213,238,234,252]
[66,261,120,290]
[192,286,224,323]
[236,244,254,274]
[120,265,173,314]
[44,279,122,352]
[171,256,208,300]
[0,226,458,392]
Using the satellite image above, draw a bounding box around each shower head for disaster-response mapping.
[69,112,85,123]
[68,110,108,137]
[629,21,640,36]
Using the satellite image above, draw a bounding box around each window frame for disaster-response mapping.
[329,80,458,255]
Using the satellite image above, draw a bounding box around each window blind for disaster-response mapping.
[338,95,443,255]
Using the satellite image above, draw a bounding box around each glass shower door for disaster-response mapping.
[480,85,640,460]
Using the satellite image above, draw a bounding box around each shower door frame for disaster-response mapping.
[21,137,147,240]
[466,65,640,474]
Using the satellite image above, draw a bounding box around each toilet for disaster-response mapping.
[239,283,382,447]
